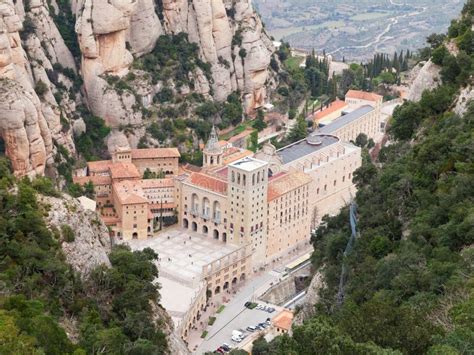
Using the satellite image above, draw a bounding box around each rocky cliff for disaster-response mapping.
[41,193,111,276]
[0,0,76,177]
[0,0,275,177]
[406,59,441,102]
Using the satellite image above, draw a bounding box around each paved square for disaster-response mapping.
[127,227,239,287]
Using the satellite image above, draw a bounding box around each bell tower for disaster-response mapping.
[203,125,223,168]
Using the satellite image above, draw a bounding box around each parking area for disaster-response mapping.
[198,300,281,354]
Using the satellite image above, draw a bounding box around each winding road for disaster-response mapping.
[329,1,427,56]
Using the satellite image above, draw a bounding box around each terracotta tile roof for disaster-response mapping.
[188,172,228,194]
[272,310,294,331]
[181,164,202,173]
[222,147,253,165]
[131,148,180,159]
[214,166,229,179]
[345,89,383,102]
[267,171,312,201]
[109,162,141,180]
[314,100,348,121]
[87,160,113,173]
[113,180,148,205]
[73,175,111,186]
[139,178,175,189]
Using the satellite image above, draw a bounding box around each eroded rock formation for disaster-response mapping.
[161,0,274,112]
[42,193,111,276]
[0,0,75,177]
[74,0,274,127]
[407,60,441,102]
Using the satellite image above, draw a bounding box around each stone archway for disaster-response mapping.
[202,225,208,234]
[213,229,219,240]
[132,232,138,239]
[215,285,221,294]
[222,232,227,243]
[183,218,189,228]
[240,273,246,281]
[223,281,229,290]
[232,277,238,286]
[192,222,197,231]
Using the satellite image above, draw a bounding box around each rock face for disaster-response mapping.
[74,0,274,127]
[407,60,441,102]
[293,271,324,326]
[161,0,274,112]
[0,80,52,177]
[0,0,76,177]
[454,85,474,116]
[42,194,111,276]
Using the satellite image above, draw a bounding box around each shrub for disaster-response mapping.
[60,224,75,243]
[201,331,208,338]
[432,45,449,65]
[31,176,60,197]
[154,87,173,103]
[34,80,48,97]
[208,316,216,325]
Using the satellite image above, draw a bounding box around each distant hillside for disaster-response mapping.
[255,0,465,61]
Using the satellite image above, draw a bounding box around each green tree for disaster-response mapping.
[355,133,368,148]
[253,110,267,131]
[252,336,270,355]
[431,45,449,65]
[287,116,307,143]
[248,130,259,152]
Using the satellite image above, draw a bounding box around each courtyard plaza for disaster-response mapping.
[125,227,242,335]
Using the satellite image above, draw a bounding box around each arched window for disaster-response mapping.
[192,193,199,213]
[212,201,221,222]
[202,197,210,217]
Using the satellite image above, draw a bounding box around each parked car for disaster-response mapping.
[244,302,251,308]
[267,307,275,313]
[232,330,243,337]
[246,326,257,332]
[231,335,242,343]
[216,347,225,354]
[221,344,231,351]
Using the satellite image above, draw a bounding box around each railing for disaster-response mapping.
[175,281,207,339]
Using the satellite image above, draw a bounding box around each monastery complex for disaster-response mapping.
[73,90,383,339]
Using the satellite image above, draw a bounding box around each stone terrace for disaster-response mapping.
[127,227,239,288]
